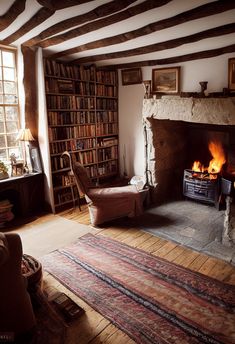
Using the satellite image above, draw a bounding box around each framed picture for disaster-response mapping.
[152,67,181,94]
[121,68,142,85]
[29,143,42,173]
[228,58,235,91]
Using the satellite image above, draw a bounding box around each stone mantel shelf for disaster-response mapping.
[143,96,235,126]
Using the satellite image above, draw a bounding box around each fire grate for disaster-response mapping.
[183,169,220,207]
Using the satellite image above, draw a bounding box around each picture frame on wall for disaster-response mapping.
[121,68,142,85]
[228,58,235,91]
[29,143,42,173]
[152,67,181,94]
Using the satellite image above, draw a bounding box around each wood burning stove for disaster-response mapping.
[183,169,220,207]
[183,169,235,209]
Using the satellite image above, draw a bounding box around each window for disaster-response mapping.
[0,47,20,166]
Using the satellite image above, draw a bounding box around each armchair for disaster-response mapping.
[0,233,36,340]
[72,162,149,226]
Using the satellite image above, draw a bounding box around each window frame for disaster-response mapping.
[0,45,21,167]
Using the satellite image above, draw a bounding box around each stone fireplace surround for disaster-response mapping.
[143,96,235,246]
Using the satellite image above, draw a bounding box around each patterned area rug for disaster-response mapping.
[41,233,235,344]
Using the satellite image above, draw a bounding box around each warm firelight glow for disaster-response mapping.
[192,140,226,175]
[192,161,204,172]
[207,141,226,173]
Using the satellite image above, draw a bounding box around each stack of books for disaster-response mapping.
[0,200,14,227]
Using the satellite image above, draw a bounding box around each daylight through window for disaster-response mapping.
[0,47,21,167]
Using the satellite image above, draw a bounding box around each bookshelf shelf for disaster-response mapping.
[44,58,119,212]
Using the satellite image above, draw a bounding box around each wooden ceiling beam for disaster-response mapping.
[0,0,26,31]
[100,44,235,70]
[72,23,235,64]
[50,0,235,60]
[37,0,93,10]
[2,7,55,44]
[23,0,137,47]
[35,0,172,48]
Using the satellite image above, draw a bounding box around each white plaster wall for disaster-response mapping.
[118,53,235,178]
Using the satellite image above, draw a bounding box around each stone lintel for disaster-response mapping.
[143,96,235,125]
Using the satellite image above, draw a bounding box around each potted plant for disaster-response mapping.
[0,161,9,180]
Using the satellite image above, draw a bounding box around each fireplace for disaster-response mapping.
[143,96,235,245]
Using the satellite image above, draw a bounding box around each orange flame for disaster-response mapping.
[192,161,204,172]
[207,141,226,174]
[192,140,226,174]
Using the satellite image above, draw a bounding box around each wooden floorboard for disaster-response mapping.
[15,204,235,343]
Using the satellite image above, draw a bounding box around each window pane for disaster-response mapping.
[0,53,2,66]
[2,51,14,67]
[6,121,18,133]
[0,135,6,147]
[0,95,3,104]
[0,107,3,121]
[5,106,17,121]
[0,149,7,161]
[4,95,17,104]
[0,68,2,80]
[0,81,2,94]
[7,134,17,147]
[3,67,15,81]
[0,122,4,133]
[4,81,16,94]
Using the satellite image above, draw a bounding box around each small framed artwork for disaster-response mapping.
[29,143,42,173]
[121,68,142,85]
[228,58,235,91]
[152,66,181,94]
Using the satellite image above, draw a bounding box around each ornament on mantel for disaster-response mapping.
[199,81,208,96]
[143,80,151,99]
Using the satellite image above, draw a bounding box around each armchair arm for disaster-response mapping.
[0,232,9,266]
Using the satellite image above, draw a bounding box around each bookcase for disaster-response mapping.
[44,59,119,212]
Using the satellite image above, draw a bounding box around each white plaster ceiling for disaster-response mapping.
[0,0,234,67]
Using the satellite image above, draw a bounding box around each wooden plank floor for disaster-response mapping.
[25,205,235,343]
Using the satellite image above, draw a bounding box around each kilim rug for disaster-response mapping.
[41,233,235,344]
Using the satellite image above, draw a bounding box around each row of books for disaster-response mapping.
[48,110,117,126]
[52,146,117,171]
[49,137,117,155]
[48,111,96,126]
[97,137,118,147]
[44,59,96,81]
[51,147,115,170]
[96,111,118,123]
[46,81,117,99]
[45,78,73,93]
[85,160,118,178]
[96,123,118,136]
[50,138,96,154]
[96,98,117,111]
[54,186,79,206]
[51,155,71,171]
[97,146,118,161]
[48,125,96,141]
[75,81,95,96]
[96,84,117,97]
[47,95,95,110]
[53,174,74,187]
[44,59,118,86]
[96,70,117,85]
[75,150,96,165]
